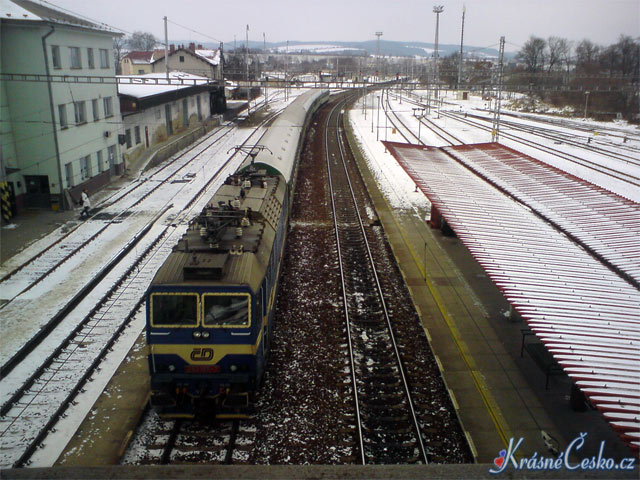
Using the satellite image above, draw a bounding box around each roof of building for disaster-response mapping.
[122,50,154,64]
[384,141,640,452]
[152,47,222,67]
[2,0,119,34]
[117,71,210,99]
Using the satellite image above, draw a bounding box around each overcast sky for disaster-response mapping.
[44,0,638,51]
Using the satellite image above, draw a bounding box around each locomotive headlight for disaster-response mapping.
[229,364,238,372]
[202,331,210,339]
[168,365,176,372]
[193,331,202,339]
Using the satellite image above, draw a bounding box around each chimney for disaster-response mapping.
[188,42,195,51]
[169,44,175,53]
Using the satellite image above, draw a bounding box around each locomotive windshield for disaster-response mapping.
[203,294,250,327]
[151,293,198,326]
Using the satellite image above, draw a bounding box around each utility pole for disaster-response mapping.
[285,40,289,101]
[433,5,443,100]
[164,16,169,81]
[375,31,383,82]
[492,36,505,142]
[458,5,465,89]
[245,24,249,115]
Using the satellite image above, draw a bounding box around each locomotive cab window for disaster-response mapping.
[151,293,198,327]
[203,294,250,327]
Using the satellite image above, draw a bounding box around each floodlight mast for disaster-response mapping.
[375,32,383,81]
[433,5,444,100]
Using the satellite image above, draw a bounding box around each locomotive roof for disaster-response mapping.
[151,172,285,292]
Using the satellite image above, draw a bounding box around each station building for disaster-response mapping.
[117,71,222,168]
[1,0,124,214]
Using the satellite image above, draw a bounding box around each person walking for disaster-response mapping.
[80,188,91,219]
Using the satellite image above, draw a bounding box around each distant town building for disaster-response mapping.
[152,43,224,81]
[120,50,155,75]
[1,0,124,213]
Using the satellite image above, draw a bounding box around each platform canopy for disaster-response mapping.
[443,143,640,287]
[384,141,640,451]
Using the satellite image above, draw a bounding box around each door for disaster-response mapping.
[165,104,173,136]
[182,98,188,127]
[24,175,50,209]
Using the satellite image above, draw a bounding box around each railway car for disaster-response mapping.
[146,89,329,418]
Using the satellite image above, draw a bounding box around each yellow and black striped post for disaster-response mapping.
[1,181,13,222]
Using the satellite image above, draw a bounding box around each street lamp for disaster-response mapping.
[433,5,444,100]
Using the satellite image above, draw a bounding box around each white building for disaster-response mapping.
[117,72,217,167]
[1,0,123,213]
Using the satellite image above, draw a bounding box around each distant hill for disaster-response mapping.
[213,39,509,59]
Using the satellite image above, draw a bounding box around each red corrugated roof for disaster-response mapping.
[384,141,640,451]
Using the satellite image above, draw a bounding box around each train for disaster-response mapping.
[145,89,329,419]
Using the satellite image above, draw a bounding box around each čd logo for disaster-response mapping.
[190,347,214,361]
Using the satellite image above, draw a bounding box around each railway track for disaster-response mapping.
[441,111,640,188]
[326,95,429,464]
[0,111,283,469]
[122,415,256,465]
[0,124,235,301]
[467,111,640,165]
[383,90,463,146]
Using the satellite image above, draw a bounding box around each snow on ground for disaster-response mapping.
[365,88,640,203]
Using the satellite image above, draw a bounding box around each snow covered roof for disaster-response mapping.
[151,47,222,67]
[443,143,640,286]
[117,72,210,99]
[195,49,221,66]
[384,141,640,451]
[122,51,154,64]
[2,0,118,34]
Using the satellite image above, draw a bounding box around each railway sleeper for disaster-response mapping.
[358,391,404,404]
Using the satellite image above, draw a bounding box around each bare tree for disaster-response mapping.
[575,39,600,73]
[547,37,570,73]
[127,31,158,51]
[112,36,125,75]
[517,36,546,73]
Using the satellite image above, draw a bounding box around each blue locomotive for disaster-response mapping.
[146,89,329,418]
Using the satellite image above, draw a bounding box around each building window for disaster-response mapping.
[155,108,161,120]
[134,126,141,145]
[125,129,132,148]
[92,99,99,121]
[103,97,113,117]
[100,49,109,68]
[97,150,104,172]
[138,69,145,74]
[74,101,87,124]
[51,45,61,69]
[87,48,95,69]
[65,162,74,188]
[58,104,68,129]
[179,55,185,63]
[107,145,116,169]
[80,155,91,180]
[70,47,81,69]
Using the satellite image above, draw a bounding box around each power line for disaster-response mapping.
[37,0,130,34]
[167,19,223,44]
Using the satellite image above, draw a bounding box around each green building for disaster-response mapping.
[1,0,123,215]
